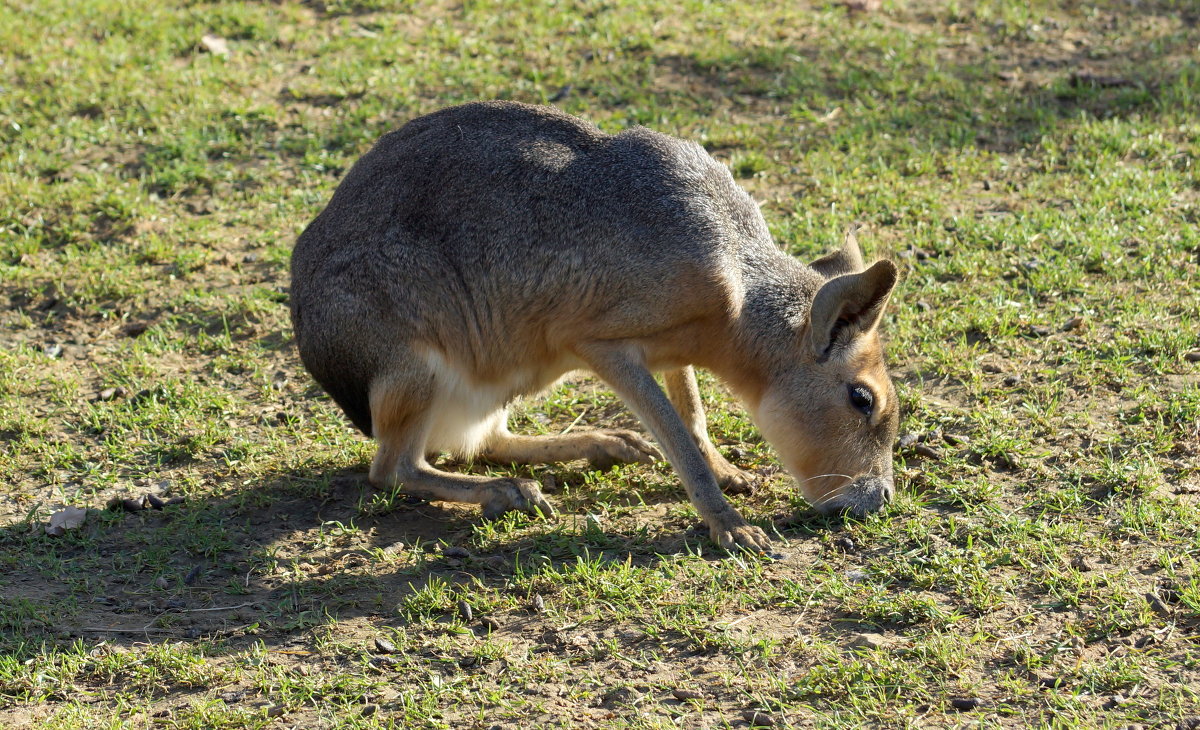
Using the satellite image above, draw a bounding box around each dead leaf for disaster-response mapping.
[200,34,230,57]
[841,0,882,12]
[817,107,842,123]
[1070,72,1134,88]
[45,506,87,537]
[1062,316,1086,332]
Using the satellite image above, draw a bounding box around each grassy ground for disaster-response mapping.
[2,0,1199,727]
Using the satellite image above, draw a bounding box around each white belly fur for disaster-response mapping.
[419,349,580,457]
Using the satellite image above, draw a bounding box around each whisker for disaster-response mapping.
[802,473,854,483]
[804,473,857,509]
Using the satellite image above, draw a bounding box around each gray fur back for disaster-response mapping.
[289,101,776,434]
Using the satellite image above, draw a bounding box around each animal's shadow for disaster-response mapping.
[0,459,847,661]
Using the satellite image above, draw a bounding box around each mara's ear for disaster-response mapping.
[809,226,866,279]
[808,259,898,361]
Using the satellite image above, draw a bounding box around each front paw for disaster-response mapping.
[708,512,772,552]
[482,479,555,520]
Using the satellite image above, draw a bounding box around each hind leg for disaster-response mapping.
[480,412,660,470]
[367,366,554,519]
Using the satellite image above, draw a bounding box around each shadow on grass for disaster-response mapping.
[645,18,1196,156]
[0,455,836,664]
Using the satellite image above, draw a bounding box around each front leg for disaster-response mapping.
[577,343,770,551]
[663,367,758,495]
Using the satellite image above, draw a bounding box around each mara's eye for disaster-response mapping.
[848,384,874,416]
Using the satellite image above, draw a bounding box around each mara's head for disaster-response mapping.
[752,228,900,517]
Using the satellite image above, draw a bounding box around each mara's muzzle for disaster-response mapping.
[813,475,894,516]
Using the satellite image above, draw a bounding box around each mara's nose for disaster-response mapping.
[814,475,892,516]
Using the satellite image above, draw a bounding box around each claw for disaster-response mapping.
[589,429,662,470]
[709,517,772,552]
[617,430,662,463]
[717,469,758,496]
[482,479,554,520]
[520,483,555,519]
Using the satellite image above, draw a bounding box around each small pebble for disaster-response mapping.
[847,632,888,650]
[183,565,202,585]
[672,688,703,701]
[457,600,473,622]
[1145,592,1172,616]
[443,545,471,559]
[122,498,145,513]
[361,705,378,717]
[1159,583,1182,605]
[1062,316,1085,332]
[1071,555,1096,572]
[371,655,398,668]
[741,710,777,727]
[832,536,856,553]
[479,555,508,571]
[1003,374,1023,387]
[1028,325,1053,338]
[480,616,501,633]
[155,576,170,590]
[1185,351,1200,363]
[531,594,545,613]
[994,451,1022,470]
[373,636,396,654]
[912,444,943,460]
[949,697,984,711]
[43,343,62,358]
[1038,676,1065,689]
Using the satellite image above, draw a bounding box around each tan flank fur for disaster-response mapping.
[289,101,900,550]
